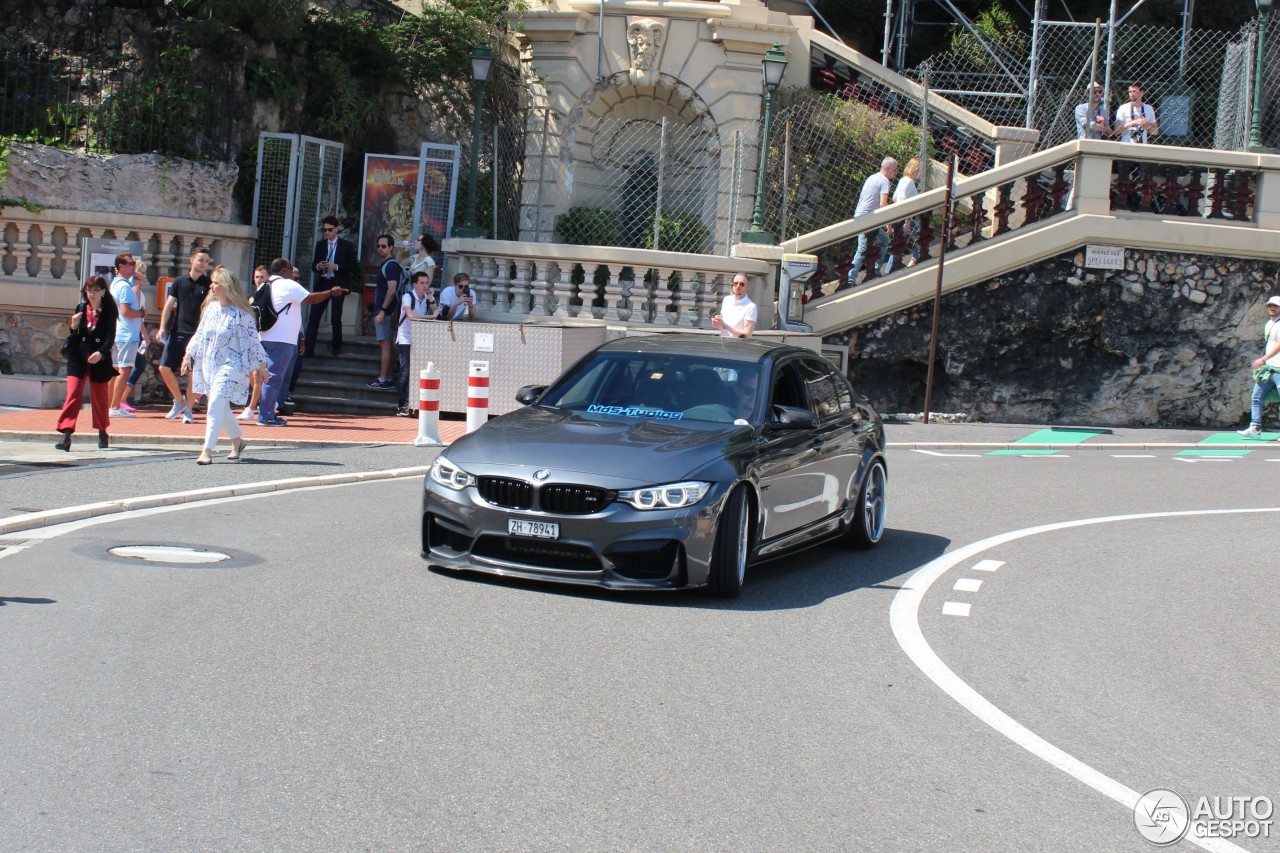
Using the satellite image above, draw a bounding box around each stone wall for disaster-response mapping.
[1,310,167,402]
[5,144,239,223]
[843,249,1280,427]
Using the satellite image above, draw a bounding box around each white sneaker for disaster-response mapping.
[164,400,185,420]
[109,408,135,418]
[1237,424,1262,438]
[236,408,256,421]
[182,409,196,424]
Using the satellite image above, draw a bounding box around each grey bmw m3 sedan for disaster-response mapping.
[422,334,887,597]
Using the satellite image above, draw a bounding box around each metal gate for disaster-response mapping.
[252,132,345,276]
[412,142,461,243]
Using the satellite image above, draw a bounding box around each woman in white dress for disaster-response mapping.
[183,267,269,465]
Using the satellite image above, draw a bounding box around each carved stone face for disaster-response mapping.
[627,20,664,72]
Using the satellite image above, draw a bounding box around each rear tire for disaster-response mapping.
[846,460,887,549]
[708,487,751,598]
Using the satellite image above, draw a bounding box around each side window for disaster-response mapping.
[829,365,854,413]
[768,362,807,413]
[796,358,839,421]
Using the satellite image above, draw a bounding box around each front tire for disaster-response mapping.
[846,459,887,549]
[708,487,751,598]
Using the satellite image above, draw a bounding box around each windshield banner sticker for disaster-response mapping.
[587,404,684,420]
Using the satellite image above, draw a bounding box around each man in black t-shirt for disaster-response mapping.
[157,247,212,422]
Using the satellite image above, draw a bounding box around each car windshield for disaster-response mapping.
[539,352,762,424]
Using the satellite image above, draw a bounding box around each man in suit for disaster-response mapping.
[305,215,355,356]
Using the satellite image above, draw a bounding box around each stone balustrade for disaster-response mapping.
[0,206,256,311]
[0,206,256,375]
[444,240,775,330]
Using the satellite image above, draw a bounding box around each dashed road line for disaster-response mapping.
[953,578,984,593]
[892,508,1278,853]
[942,602,972,617]
[971,559,1004,572]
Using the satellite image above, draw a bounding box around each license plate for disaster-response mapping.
[508,518,560,539]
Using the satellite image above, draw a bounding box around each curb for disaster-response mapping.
[0,429,409,450]
[0,465,433,537]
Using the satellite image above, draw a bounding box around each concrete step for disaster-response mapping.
[288,392,399,417]
[294,378,401,405]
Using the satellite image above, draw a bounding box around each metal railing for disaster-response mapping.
[0,48,237,160]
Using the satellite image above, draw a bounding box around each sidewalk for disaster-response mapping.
[0,403,469,448]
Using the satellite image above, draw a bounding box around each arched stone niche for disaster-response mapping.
[559,71,721,250]
[513,0,799,249]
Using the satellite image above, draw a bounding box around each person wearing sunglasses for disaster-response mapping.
[1075,82,1109,140]
[710,275,757,338]
[54,276,119,451]
[107,253,146,418]
[305,215,355,357]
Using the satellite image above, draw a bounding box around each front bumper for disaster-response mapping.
[421,476,726,591]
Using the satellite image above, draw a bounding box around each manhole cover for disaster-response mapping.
[108,546,232,564]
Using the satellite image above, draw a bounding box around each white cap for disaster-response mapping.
[1267,296,1280,307]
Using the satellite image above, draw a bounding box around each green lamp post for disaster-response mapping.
[455,44,495,239]
[740,43,789,245]
[1250,0,1274,152]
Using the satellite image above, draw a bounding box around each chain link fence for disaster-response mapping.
[904,13,1278,153]
[550,114,721,254]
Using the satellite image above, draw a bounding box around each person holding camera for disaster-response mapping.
[440,273,477,321]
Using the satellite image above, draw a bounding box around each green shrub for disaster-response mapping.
[555,206,620,246]
[639,209,710,254]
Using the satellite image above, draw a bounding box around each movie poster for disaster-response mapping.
[359,155,421,268]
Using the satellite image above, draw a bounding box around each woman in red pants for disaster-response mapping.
[55,275,119,451]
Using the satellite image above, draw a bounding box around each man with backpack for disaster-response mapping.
[255,258,344,426]
[368,234,404,390]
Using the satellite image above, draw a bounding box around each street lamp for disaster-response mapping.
[740,43,788,245]
[455,44,494,239]
[1249,0,1274,152]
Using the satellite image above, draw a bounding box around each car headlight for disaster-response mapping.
[430,456,476,490]
[617,481,711,510]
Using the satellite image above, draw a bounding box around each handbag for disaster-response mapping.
[59,300,86,358]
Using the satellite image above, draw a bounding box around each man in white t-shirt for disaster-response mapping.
[711,275,757,338]
[439,273,477,321]
[1115,82,1158,144]
[1237,295,1280,439]
[395,271,439,416]
[256,258,345,426]
[844,157,897,290]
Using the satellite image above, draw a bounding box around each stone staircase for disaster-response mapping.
[289,334,401,416]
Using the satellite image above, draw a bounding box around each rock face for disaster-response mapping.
[841,250,1280,427]
[5,144,239,223]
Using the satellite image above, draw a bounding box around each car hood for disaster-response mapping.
[444,406,750,484]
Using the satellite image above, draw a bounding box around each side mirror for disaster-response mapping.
[767,405,816,430]
[515,385,546,406]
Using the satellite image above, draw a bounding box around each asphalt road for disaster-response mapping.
[0,430,1275,852]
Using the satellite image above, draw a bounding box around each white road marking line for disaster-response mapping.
[942,602,971,616]
[890,507,1280,853]
[971,559,1004,572]
[953,578,984,592]
[911,449,981,457]
[1175,457,1237,463]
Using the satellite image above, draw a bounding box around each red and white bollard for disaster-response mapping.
[413,362,442,446]
[466,360,490,434]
